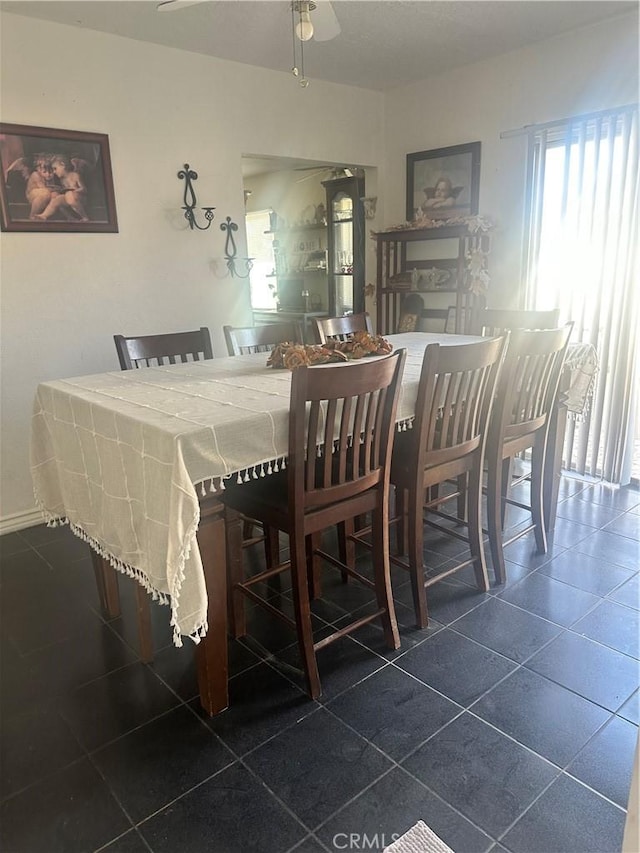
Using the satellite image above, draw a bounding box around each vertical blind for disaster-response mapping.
[517,104,639,485]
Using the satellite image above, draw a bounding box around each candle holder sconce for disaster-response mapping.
[178,164,215,230]
[221,216,253,278]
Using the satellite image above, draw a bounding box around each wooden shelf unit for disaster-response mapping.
[374,224,490,335]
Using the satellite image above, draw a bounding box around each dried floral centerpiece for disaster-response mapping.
[267,331,393,370]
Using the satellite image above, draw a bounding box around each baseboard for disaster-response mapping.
[0,507,47,535]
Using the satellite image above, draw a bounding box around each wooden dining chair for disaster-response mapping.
[311,312,373,344]
[472,307,563,527]
[473,308,560,337]
[379,336,508,628]
[312,310,379,552]
[223,322,301,356]
[485,324,573,584]
[222,349,406,699]
[114,326,213,369]
[98,326,214,662]
[223,323,298,569]
[311,312,377,554]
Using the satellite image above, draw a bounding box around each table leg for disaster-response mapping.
[89,542,153,661]
[90,550,121,618]
[225,507,246,638]
[135,584,154,664]
[196,495,229,716]
[544,378,570,534]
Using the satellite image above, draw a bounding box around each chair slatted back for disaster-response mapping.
[289,350,406,513]
[475,308,560,337]
[223,323,301,356]
[412,337,508,471]
[492,325,573,446]
[312,312,373,344]
[114,327,213,370]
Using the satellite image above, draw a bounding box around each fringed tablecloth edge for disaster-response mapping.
[192,419,416,496]
[32,499,209,649]
[166,501,208,648]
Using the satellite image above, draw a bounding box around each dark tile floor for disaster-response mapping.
[1,478,638,853]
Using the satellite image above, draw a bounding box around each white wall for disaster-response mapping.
[0,12,385,527]
[382,12,639,305]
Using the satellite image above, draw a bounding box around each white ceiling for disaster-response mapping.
[2,0,636,92]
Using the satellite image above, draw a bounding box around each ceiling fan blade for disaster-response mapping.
[295,166,352,183]
[157,0,207,11]
[312,0,341,41]
[295,169,328,183]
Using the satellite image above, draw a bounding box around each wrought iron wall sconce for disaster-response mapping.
[178,164,215,230]
[220,216,253,278]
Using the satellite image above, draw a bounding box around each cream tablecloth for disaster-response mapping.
[31,334,477,645]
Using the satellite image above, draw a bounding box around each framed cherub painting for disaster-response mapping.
[406,141,481,222]
[0,123,118,232]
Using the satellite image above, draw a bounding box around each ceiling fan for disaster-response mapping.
[295,166,357,183]
[157,0,341,43]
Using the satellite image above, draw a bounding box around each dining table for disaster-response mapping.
[29,331,595,716]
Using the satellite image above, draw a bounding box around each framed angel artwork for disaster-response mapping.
[406,142,481,222]
[0,123,118,232]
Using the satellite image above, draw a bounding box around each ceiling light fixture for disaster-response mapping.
[295,3,314,41]
[291,1,316,88]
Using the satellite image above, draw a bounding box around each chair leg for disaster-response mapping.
[264,527,284,596]
[531,440,548,554]
[225,507,247,638]
[467,463,489,591]
[307,532,322,599]
[395,486,407,556]
[337,519,355,581]
[501,458,513,529]
[456,473,468,522]
[487,452,507,585]
[408,489,429,629]
[371,503,400,650]
[135,584,154,663]
[264,524,280,568]
[289,532,321,699]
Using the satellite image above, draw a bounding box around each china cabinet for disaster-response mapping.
[374,223,491,335]
[322,175,365,317]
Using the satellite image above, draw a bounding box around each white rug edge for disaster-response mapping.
[383,820,455,853]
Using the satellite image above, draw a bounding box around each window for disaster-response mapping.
[523,105,639,484]
[245,210,276,310]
